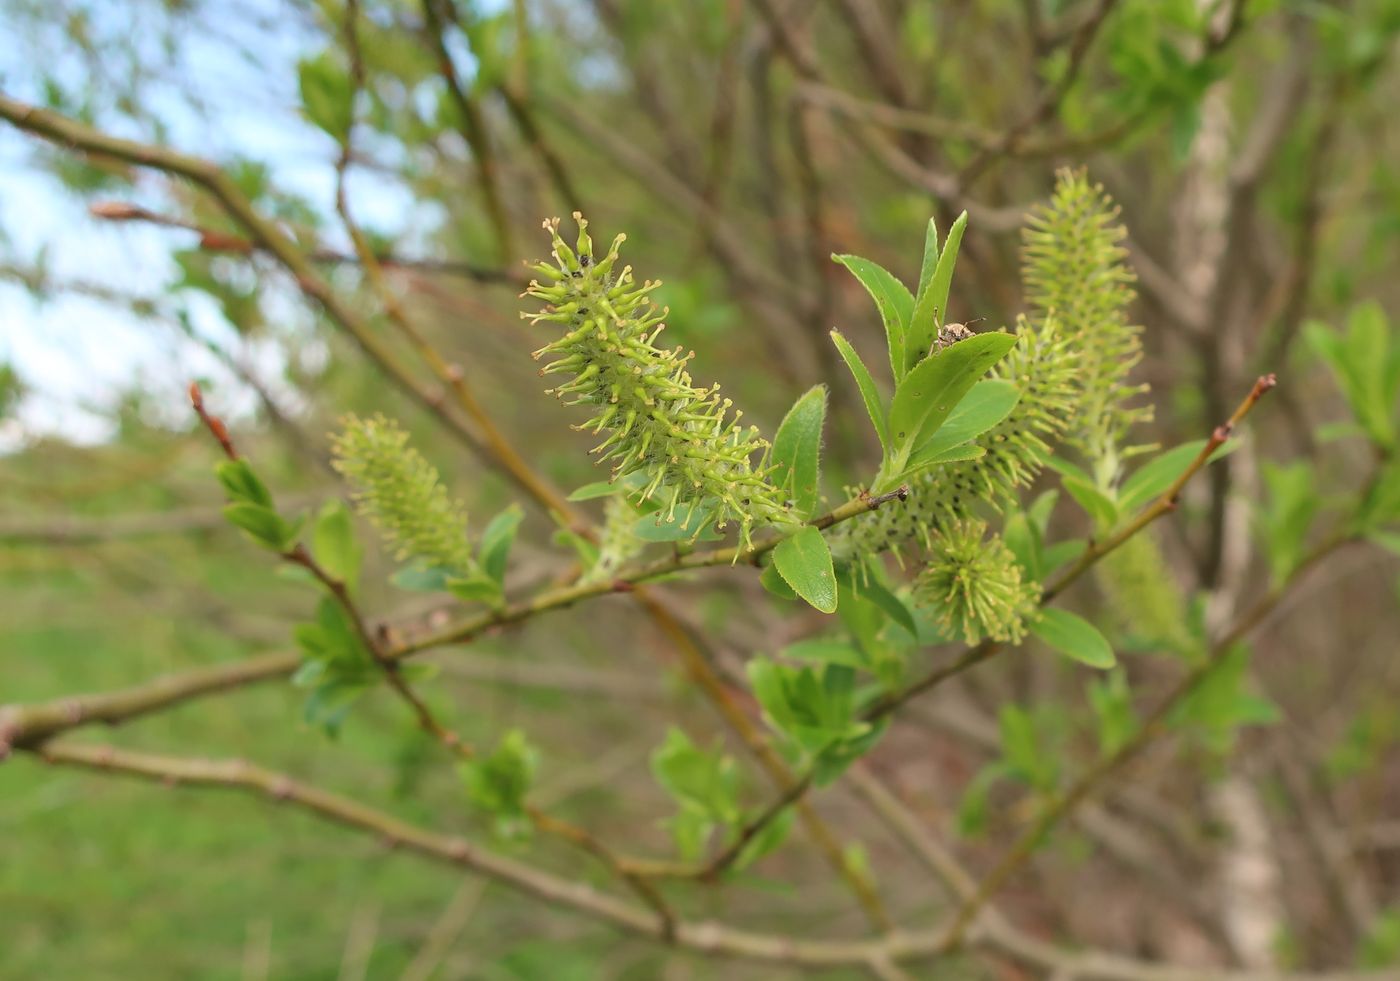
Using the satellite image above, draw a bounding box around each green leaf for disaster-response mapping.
[903,443,986,476]
[1258,461,1319,584]
[215,459,273,508]
[446,574,503,606]
[759,562,797,600]
[915,217,940,307]
[731,807,796,872]
[1031,608,1116,669]
[223,502,294,551]
[907,211,967,374]
[832,253,913,383]
[846,569,917,637]
[1062,475,1120,529]
[771,385,828,519]
[313,499,361,592]
[479,504,524,585]
[1087,671,1138,755]
[830,330,890,453]
[780,637,869,670]
[956,763,1010,837]
[772,526,838,614]
[1042,539,1087,576]
[462,729,538,833]
[909,378,1020,461]
[297,51,354,143]
[998,704,1060,790]
[1002,509,1043,581]
[888,331,1017,464]
[651,728,740,825]
[390,565,453,593]
[567,480,622,501]
[1307,303,1400,451]
[1118,439,1236,513]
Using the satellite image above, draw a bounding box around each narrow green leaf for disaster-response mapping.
[907,211,967,373]
[771,385,828,519]
[313,499,361,592]
[297,52,354,142]
[446,574,503,605]
[888,331,1017,462]
[832,254,913,383]
[847,569,917,637]
[223,502,292,550]
[567,480,622,501]
[780,637,870,670]
[731,807,795,872]
[772,526,838,614]
[215,459,273,508]
[1118,439,1235,513]
[479,504,524,584]
[1061,475,1120,529]
[915,217,940,304]
[1031,608,1116,669]
[928,211,967,326]
[902,443,986,477]
[391,565,452,593]
[830,330,890,453]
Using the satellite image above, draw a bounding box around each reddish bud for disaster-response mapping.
[89,201,146,221]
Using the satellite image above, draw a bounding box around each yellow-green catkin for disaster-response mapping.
[1022,168,1151,484]
[1094,532,1200,659]
[331,414,475,575]
[583,495,647,585]
[913,519,1040,644]
[525,214,788,545]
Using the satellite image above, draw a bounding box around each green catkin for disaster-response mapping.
[583,495,647,585]
[1094,530,1200,659]
[1022,168,1151,482]
[525,215,788,545]
[913,519,1040,644]
[331,414,475,576]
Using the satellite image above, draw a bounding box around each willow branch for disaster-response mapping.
[25,741,907,968]
[0,91,519,491]
[940,529,1355,948]
[418,0,514,261]
[88,202,521,284]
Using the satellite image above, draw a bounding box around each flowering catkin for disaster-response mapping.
[331,414,475,576]
[1023,168,1150,474]
[914,519,1040,644]
[525,214,788,544]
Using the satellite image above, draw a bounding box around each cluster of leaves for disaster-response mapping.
[650,729,792,870]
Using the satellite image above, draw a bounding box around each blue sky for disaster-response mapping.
[0,0,463,449]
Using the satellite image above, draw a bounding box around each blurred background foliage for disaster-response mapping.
[2,0,1400,978]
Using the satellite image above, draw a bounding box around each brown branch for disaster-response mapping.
[0,496,316,546]
[87,201,523,285]
[958,0,1121,183]
[939,530,1354,948]
[0,91,533,502]
[418,0,514,262]
[24,741,908,969]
